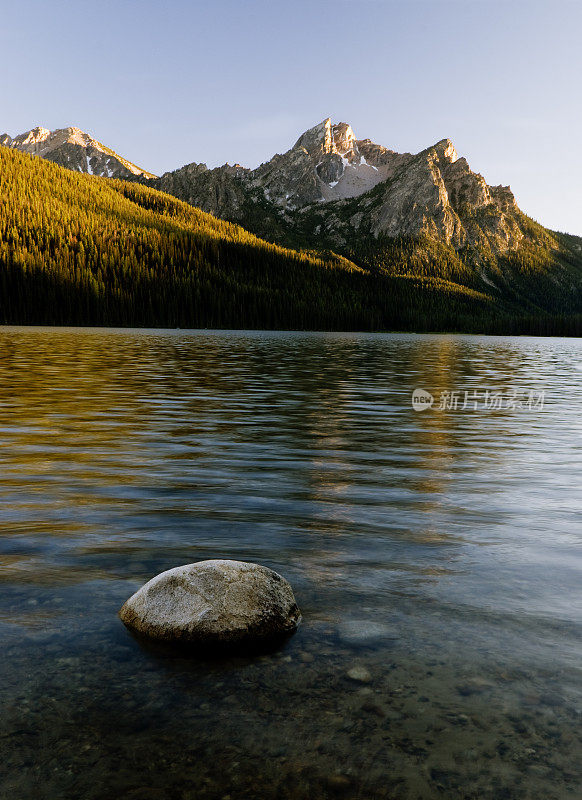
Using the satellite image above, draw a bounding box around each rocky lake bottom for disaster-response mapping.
[1,328,581,799]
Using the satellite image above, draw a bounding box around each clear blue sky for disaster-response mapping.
[2,0,581,235]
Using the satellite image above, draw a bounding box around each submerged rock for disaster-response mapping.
[347,665,372,683]
[119,560,301,651]
[338,619,401,646]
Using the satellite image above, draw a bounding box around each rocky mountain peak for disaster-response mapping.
[2,125,155,179]
[293,118,358,159]
[293,118,334,155]
[250,118,413,208]
[431,138,459,164]
[16,126,52,149]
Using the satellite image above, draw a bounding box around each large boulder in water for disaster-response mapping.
[119,560,301,651]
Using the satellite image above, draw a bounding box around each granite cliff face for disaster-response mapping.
[1,126,155,179]
[145,118,536,258]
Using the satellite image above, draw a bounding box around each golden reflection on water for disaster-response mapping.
[0,326,580,594]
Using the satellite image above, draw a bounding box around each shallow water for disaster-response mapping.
[0,327,581,799]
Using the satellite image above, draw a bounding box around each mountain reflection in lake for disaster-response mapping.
[0,327,581,799]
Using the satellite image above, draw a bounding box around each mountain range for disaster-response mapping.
[148,118,530,256]
[2,119,582,333]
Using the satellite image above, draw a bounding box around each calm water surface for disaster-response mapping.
[0,328,581,799]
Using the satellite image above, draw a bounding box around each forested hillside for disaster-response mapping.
[1,145,582,334]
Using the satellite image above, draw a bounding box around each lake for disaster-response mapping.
[0,327,581,799]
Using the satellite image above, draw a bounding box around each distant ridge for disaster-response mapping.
[0,126,155,179]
